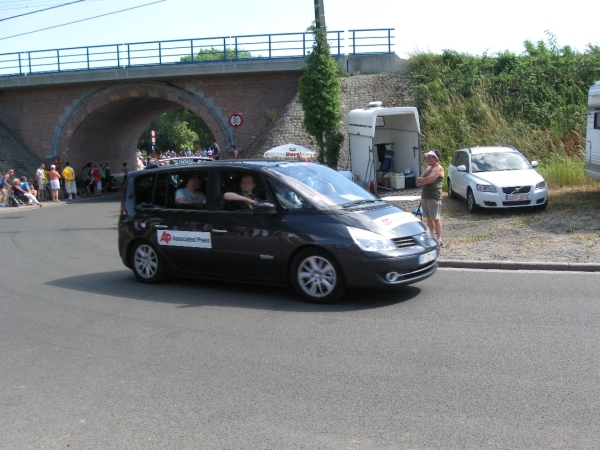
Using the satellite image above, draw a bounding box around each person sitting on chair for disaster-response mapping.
[13,179,42,207]
[175,174,206,207]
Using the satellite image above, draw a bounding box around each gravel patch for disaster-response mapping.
[383,189,600,264]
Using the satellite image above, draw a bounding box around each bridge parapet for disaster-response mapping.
[0,29,394,78]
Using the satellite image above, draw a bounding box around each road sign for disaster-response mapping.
[228,113,243,128]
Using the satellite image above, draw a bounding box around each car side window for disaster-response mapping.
[267,177,312,211]
[134,173,155,208]
[459,152,470,171]
[219,171,267,211]
[172,170,208,209]
[451,152,461,167]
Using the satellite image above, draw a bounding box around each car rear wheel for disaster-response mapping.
[291,248,345,304]
[467,188,479,213]
[130,241,166,284]
[447,179,456,199]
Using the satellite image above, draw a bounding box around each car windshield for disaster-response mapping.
[265,162,377,209]
[471,152,531,173]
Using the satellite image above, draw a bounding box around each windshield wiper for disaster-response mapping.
[342,199,381,208]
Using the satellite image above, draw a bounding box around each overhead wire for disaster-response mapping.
[0,0,166,42]
[0,0,86,21]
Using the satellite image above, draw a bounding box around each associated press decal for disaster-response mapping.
[375,212,414,229]
[157,230,212,248]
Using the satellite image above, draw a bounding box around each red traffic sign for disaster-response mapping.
[228,113,243,128]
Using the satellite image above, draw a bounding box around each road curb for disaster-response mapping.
[438,259,600,272]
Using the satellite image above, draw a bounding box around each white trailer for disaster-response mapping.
[585,81,600,181]
[347,103,421,193]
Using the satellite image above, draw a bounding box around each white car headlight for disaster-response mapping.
[535,181,547,190]
[347,226,397,252]
[476,184,496,192]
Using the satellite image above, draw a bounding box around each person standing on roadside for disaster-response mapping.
[104,162,111,184]
[91,164,103,199]
[61,161,77,202]
[417,150,444,245]
[48,164,61,203]
[231,145,239,159]
[1,169,15,206]
[212,138,221,160]
[36,163,46,202]
[122,162,129,186]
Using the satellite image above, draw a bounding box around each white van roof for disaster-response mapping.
[347,106,420,138]
[589,80,600,108]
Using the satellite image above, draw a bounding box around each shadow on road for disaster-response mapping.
[46,270,422,312]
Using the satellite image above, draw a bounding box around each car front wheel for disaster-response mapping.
[130,241,166,284]
[467,188,479,213]
[291,248,345,304]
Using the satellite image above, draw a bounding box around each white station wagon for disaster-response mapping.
[447,146,548,212]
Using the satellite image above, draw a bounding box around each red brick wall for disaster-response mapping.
[0,72,301,172]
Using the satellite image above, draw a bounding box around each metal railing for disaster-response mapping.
[0,28,394,77]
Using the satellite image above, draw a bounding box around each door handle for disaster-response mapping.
[212,229,228,234]
[155,225,168,229]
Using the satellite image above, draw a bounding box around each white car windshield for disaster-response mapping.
[266,162,378,209]
[471,152,531,173]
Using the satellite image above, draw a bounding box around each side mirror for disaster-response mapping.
[253,201,277,215]
[530,161,539,168]
[457,164,467,172]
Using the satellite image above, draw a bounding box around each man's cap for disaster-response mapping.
[424,150,440,160]
[50,164,56,169]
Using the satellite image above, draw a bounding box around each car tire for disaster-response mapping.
[291,248,345,304]
[467,188,479,213]
[447,178,456,199]
[537,199,548,211]
[130,241,166,284]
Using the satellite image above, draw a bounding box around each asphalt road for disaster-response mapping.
[1,196,598,449]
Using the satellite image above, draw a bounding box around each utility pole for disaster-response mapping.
[314,0,326,31]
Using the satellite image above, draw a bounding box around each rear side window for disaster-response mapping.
[134,174,155,207]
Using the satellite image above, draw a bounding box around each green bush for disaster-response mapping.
[408,33,600,185]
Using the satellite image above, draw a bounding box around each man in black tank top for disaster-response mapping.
[417,150,444,245]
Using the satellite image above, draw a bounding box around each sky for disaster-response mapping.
[1,0,599,58]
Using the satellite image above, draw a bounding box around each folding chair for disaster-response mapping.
[411,201,423,221]
[7,190,25,207]
[379,149,394,173]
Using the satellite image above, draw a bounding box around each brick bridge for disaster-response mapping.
[0,54,406,175]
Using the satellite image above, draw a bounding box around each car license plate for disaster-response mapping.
[419,249,437,265]
[504,193,530,201]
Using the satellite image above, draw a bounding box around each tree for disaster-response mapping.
[171,121,199,152]
[138,108,213,154]
[298,25,344,168]
[180,47,253,62]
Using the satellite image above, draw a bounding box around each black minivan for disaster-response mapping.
[118,160,438,303]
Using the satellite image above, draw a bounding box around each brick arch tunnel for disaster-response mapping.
[55,81,231,174]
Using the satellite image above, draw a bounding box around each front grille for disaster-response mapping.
[392,237,416,249]
[502,200,531,206]
[502,186,531,194]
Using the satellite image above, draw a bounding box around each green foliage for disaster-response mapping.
[264,109,277,126]
[408,33,600,169]
[180,47,253,62]
[138,108,213,153]
[298,25,344,168]
[171,121,199,151]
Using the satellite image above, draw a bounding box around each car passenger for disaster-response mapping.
[223,174,260,209]
[175,174,206,207]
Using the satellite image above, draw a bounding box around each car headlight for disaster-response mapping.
[476,184,496,192]
[347,226,396,252]
[535,181,547,190]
